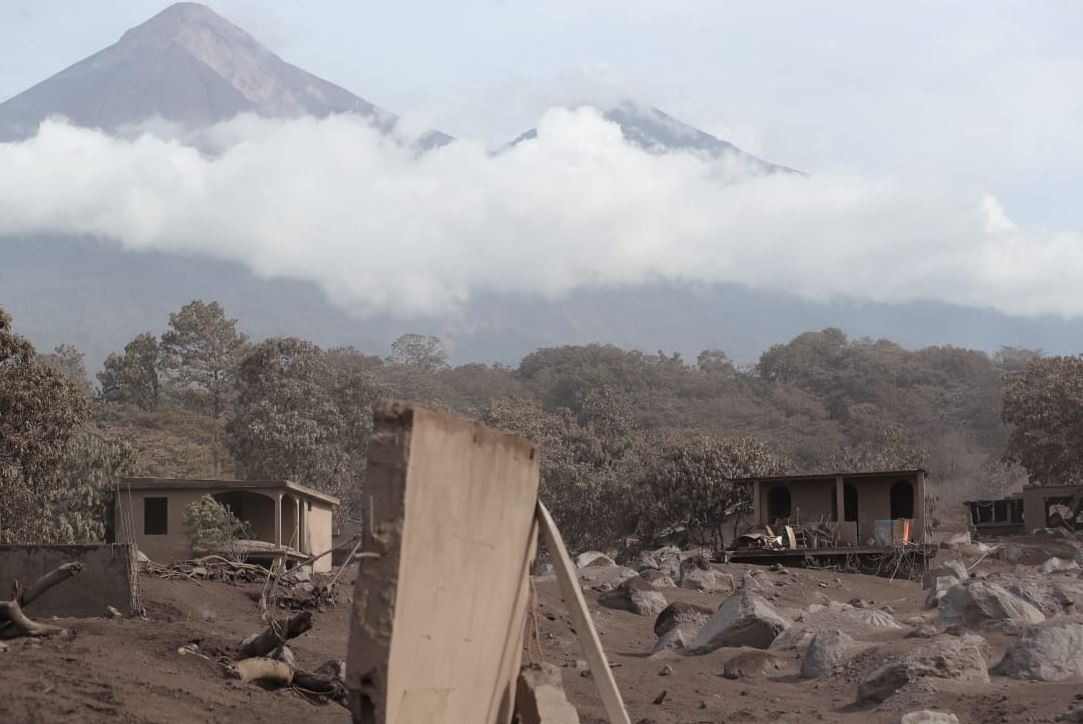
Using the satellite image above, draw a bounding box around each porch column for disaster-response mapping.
[834,474,844,522]
[293,495,301,551]
[274,492,283,548]
[752,481,761,523]
[915,471,927,542]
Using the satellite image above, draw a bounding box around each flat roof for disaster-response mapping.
[116,477,341,507]
[732,469,927,486]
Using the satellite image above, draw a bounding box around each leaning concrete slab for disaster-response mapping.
[347,401,540,724]
[0,544,140,617]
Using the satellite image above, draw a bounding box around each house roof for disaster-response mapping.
[115,477,341,506]
[731,469,927,486]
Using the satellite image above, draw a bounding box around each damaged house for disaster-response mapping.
[112,478,339,572]
[730,469,928,559]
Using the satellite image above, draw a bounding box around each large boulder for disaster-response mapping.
[649,625,692,657]
[638,569,676,589]
[938,580,1045,628]
[1002,576,1083,617]
[994,621,1083,681]
[925,575,960,609]
[575,551,616,568]
[680,567,734,593]
[922,560,969,590]
[599,576,668,617]
[1039,557,1080,574]
[654,601,714,637]
[722,649,786,679]
[686,590,793,654]
[800,628,854,679]
[576,565,638,588]
[771,601,902,650]
[857,635,989,704]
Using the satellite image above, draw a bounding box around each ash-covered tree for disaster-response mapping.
[39,344,93,398]
[637,433,784,549]
[161,301,249,418]
[1003,355,1083,485]
[387,333,449,373]
[98,332,163,410]
[0,305,115,541]
[228,339,385,518]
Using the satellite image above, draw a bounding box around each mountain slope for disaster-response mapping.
[512,101,798,174]
[0,2,451,145]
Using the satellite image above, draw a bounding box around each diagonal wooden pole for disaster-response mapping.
[536,501,631,724]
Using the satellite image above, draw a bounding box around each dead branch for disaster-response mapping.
[235,657,295,687]
[19,562,82,608]
[242,610,313,658]
[0,582,69,639]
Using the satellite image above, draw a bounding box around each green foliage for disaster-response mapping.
[45,430,135,544]
[1004,355,1083,485]
[161,300,249,418]
[183,495,247,552]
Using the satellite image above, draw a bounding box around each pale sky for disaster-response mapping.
[3,1,1082,228]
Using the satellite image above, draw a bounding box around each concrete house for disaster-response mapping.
[734,469,928,551]
[113,478,339,572]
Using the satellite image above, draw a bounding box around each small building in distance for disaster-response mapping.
[730,469,928,557]
[113,478,339,572]
[1020,483,1083,533]
[964,495,1025,537]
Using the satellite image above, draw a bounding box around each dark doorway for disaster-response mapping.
[843,483,859,522]
[766,486,792,520]
[890,479,915,519]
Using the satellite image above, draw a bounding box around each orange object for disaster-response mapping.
[901,519,911,543]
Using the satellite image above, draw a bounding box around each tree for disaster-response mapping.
[1003,355,1083,485]
[387,333,449,373]
[0,306,90,542]
[228,338,385,518]
[39,344,93,398]
[637,434,784,548]
[183,495,248,554]
[98,332,163,410]
[161,300,249,418]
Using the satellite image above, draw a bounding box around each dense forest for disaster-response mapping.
[2,299,1080,550]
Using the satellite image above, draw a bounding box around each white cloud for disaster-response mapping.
[1,110,1081,320]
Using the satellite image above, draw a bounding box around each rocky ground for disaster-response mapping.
[3,532,1083,723]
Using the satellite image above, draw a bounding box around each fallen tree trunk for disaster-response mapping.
[242,610,313,657]
[235,657,294,687]
[19,562,82,608]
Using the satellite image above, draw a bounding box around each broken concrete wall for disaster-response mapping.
[0,544,140,617]
[347,400,541,724]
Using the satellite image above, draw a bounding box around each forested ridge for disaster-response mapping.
[3,299,1078,549]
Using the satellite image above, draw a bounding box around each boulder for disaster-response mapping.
[1039,557,1080,574]
[576,565,638,587]
[686,590,793,654]
[680,567,734,593]
[857,635,989,704]
[649,625,692,657]
[922,560,969,590]
[938,580,1045,628]
[1003,576,1083,616]
[651,546,683,580]
[771,600,902,649]
[800,628,854,678]
[516,662,581,724]
[994,621,1083,681]
[722,649,786,679]
[599,576,668,617]
[638,569,676,589]
[575,551,616,568]
[654,601,714,637]
[924,575,960,609]
[900,711,960,724]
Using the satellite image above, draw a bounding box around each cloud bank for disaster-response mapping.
[1,109,1081,319]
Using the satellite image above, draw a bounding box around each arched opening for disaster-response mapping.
[890,479,914,519]
[212,491,276,543]
[766,485,792,520]
[843,483,859,523]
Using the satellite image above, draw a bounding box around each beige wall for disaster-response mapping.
[751,471,926,545]
[116,486,336,568]
[1022,484,1083,533]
